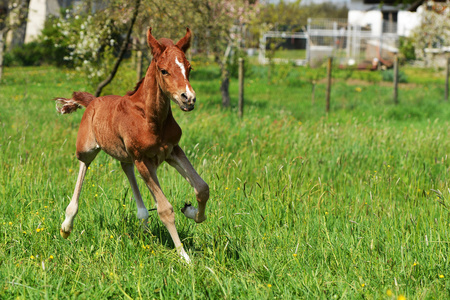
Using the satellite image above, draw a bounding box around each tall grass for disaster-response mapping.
[0,63,449,298]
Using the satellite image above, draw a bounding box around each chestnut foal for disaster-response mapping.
[54,28,209,263]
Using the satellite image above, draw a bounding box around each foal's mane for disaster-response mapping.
[126,77,145,96]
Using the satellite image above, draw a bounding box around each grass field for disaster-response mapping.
[1,62,450,299]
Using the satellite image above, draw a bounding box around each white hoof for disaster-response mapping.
[181,204,198,220]
[179,248,191,264]
[137,207,150,220]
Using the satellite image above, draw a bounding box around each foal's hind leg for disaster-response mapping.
[120,162,150,224]
[61,115,100,238]
[61,161,88,238]
[167,145,209,223]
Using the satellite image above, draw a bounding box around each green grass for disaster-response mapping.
[1,63,450,298]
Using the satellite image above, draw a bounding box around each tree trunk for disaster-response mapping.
[0,30,4,83]
[95,0,141,97]
[220,66,230,108]
[215,54,230,108]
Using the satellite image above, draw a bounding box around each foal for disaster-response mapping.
[54,28,209,263]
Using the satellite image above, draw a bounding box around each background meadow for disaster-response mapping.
[1,63,449,298]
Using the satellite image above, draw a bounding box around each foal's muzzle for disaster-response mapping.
[180,92,196,111]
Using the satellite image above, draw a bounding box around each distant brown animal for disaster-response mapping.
[54,28,209,263]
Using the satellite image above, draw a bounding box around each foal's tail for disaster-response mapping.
[54,92,95,114]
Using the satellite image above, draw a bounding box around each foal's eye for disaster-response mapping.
[161,69,169,75]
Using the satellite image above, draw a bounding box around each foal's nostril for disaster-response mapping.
[181,93,188,100]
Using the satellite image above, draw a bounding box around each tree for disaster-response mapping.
[134,0,259,108]
[0,0,30,82]
[411,5,450,62]
[94,0,141,96]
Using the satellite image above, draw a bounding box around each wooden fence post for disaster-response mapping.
[445,57,449,101]
[393,54,399,104]
[238,58,244,118]
[326,57,332,113]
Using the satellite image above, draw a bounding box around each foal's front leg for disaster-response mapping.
[134,159,191,263]
[167,145,209,223]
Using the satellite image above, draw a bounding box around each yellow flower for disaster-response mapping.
[30,255,35,259]
[110,235,114,239]
[397,295,406,300]
[413,262,417,266]
[44,206,48,209]
[49,255,54,260]
[386,289,393,296]
[267,284,272,288]
[355,87,362,92]
[439,274,444,278]
[8,222,12,226]
[325,212,328,215]
[293,253,297,257]
[36,228,41,233]
[361,283,365,287]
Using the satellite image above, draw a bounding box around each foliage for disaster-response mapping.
[381,69,408,83]
[1,64,450,298]
[398,36,416,62]
[43,11,122,88]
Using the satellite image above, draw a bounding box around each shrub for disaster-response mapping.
[382,69,408,83]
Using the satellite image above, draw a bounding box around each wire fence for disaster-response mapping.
[259,18,400,68]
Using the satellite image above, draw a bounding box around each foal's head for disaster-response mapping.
[147,28,196,112]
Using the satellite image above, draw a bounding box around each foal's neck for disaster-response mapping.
[131,60,171,131]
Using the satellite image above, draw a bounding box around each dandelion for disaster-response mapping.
[8,222,12,225]
[386,289,393,296]
[267,284,272,288]
[122,204,126,208]
[325,212,328,215]
[44,206,48,209]
[439,274,444,278]
[36,228,41,233]
[413,262,417,266]
[110,235,114,239]
[49,255,54,260]
[293,253,297,258]
[355,87,362,92]
[361,283,365,287]
[30,255,35,259]
[298,121,302,125]
[92,184,95,187]
[23,231,26,234]
[397,295,406,300]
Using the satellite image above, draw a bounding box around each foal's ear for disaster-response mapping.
[175,28,192,53]
[147,28,165,58]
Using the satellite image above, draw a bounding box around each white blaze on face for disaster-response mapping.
[175,57,195,100]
